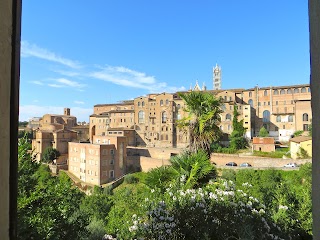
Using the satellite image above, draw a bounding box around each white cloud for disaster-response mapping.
[90,65,185,93]
[56,78,86,88]
[74,100,85,104]
[30,80,44,85]
[21,41,82,69]
[19,105,92,122]
[48,84,64,88]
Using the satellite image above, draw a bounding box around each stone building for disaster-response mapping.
[32,108,78,161]
[68,135,127,185]
[88,83,312,150]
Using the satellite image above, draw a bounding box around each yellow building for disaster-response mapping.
[290,136,312,159]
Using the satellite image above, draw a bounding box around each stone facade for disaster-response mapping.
[89,83,311,150]
[68,137,127,185]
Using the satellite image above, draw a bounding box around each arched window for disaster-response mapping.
[249,92,252,97]
[301,87,307,93]
[303,113,308,121]
[263,110,270,123]
[177,104,181,109]
[224,96,227,101]
[138,102,140,107]
[287,89,292,94]
[138,111,145,123]
[280,89,285,95]
[160,100,164,106]
[288,115,294,122]
[248,99,253,107]
[308,87,311,92]
[229,96,232,101]
[142,101,145,107]
[226,113,232,121]
[221,104,226,111]
[273,89,279,95]
[276,116,281,122]
[166,99,169,105]
[162,111,167,123]
[264,90,268,96]
[294,88,300,93]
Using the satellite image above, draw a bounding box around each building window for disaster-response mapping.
[280,89,285,95]
[294,88,300,93]
[162,111,167,123]
[264,90,268,96]
[263,110,270,123]
[308,87,311,92]
[303,113,309,121]
[268,101,270,105]
[226,113,232,121]
[229,96,232,101]
[258,102,261,106]
[303,124,309,131]
[177,112,181,120]
[249,92,252,97]
[138,110,145,123]
[166,99,169,105]
[275,127,279,131]
[110,158,114,165]
[273,89,279,95]
[288,115,294,122]
[283,125,286,129]
[287,89,292,94]
[142,101,145,107]
[276,116,281,122]
[301,87,307,93]
[221,104,226,111]
[248,99,253,107]
[138,102,140,107]
[110,149,114,155]
[160,100,164,106]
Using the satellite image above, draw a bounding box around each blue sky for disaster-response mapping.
[20,1,310,122]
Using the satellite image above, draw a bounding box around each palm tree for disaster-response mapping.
[177,91,223,155]
[170,150,216,189]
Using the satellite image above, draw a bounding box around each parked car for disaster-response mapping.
[226,162,237,167]
[240,162,252,167]
[283,163,299,168]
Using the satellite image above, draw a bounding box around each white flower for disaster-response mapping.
[279,205,288,210]
[151,189,155,193]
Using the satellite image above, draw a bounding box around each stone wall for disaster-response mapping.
[210,153,311,168]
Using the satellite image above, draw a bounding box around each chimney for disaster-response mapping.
[64,108,70,116]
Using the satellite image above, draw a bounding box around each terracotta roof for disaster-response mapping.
[290,136,312,143]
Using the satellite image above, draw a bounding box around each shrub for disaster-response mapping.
[124,174,139,184]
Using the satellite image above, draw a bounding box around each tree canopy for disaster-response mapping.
[42,147,60,163]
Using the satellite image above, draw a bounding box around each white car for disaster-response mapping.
[283,163,299,168]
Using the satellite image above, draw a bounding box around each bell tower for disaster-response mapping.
[213,64,221,90]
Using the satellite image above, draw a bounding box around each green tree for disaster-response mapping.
[169,150,216,189]
[177,91,223,155]
[144,166,176,192]
[258,126,269,137]
[42,147,60,163]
